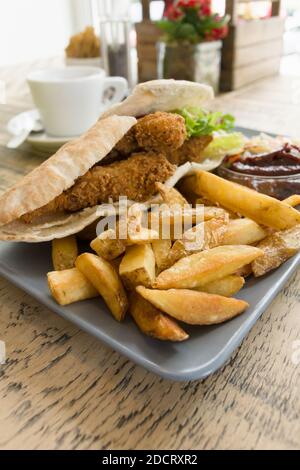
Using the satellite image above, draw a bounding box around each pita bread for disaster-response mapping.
[101,80,214,119]
[0,206,107,243]
[0,115,136,226]
[0,80,217,242]
[0,165,192,242]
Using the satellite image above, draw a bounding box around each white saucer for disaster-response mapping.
[27,132,72,151]
[7,109,78,152]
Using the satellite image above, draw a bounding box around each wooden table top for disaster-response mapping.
[0,62,300,450]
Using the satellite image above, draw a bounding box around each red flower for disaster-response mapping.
[218,25,229,38]
[163,0,173,16]
[165,4,184,21]
[173,7,184,20]
[200,5,212,16]
[177,0,201,8]
[205,25,228,41]
[159,0,228,42]
[203,0,212,15]
[172,0,212,16]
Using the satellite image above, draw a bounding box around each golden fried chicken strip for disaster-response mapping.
[111,112,188,157]
[115,112,187,156]
[114,127,139,155]
[22,153,176,223]
[166,135,213,165]
[135,112,186,153]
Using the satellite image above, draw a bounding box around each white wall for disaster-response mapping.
[0,0,229,67]
[71,0,93,34]
[0,0,76,66]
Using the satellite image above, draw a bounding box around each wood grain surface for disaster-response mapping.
[0,62,300,450]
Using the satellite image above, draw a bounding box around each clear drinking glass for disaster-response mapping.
[98,0,134,88]
[97,0,131,19]
[100,18,133,87]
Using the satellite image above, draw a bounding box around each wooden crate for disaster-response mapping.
[221,0,284,91]
[136,1,284,87]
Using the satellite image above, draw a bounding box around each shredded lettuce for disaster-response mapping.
[201,133,246,160]
[174,107,235,138]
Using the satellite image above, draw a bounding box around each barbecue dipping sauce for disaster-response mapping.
[225,144,300,177]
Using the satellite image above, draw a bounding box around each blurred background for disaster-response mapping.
[1,0,299,73]
[1,0,300,136]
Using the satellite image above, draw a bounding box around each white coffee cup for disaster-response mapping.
[27,67,128,137]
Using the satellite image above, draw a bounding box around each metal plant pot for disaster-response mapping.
[157,40,222,93]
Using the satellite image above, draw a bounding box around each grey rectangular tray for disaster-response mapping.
[0,242,299,382]
[0,127,299,381]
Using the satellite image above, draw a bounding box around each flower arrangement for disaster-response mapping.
[158,0,229,43]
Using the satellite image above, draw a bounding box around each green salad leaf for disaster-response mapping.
[174,107,235,138]
[201,132,246,160]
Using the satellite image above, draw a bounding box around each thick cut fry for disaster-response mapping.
[220,218,267,246]
[202,215,230,248]
[148,208,199,240]
[167,215,229,265]
[110,256,123,272]
[52,236,78,271]
[203,206,229,221]
[47,268,98,306]
[193,171,300,230]
[127,227,159,245]
[176,175,198,202]
[91,230,126,261]
[137,286,249,325]
[148,206,225,241]
[129,293,188,341]
[152,239,172,273]
[118,204,160,245]
[123,203,144,239]
[155,182,188,207]
[196,197,215,206]
[196,198,238,219]
[252,224,300,277]
[183,215,229,249]
[283,195,300,207]
[150,211,183,241]
[196,275,245,297]
[119,244,156,290]
[76,253,128,321]
[166,241,187,267]
[236,264,252,278]
[153,245,263,289]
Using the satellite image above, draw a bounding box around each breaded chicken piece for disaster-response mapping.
[166,135,213,165]
[115,112,187,156]
[114,127,139,155]
[113,112,212,166]
[22,153,176,223]
[135,112,186,152]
